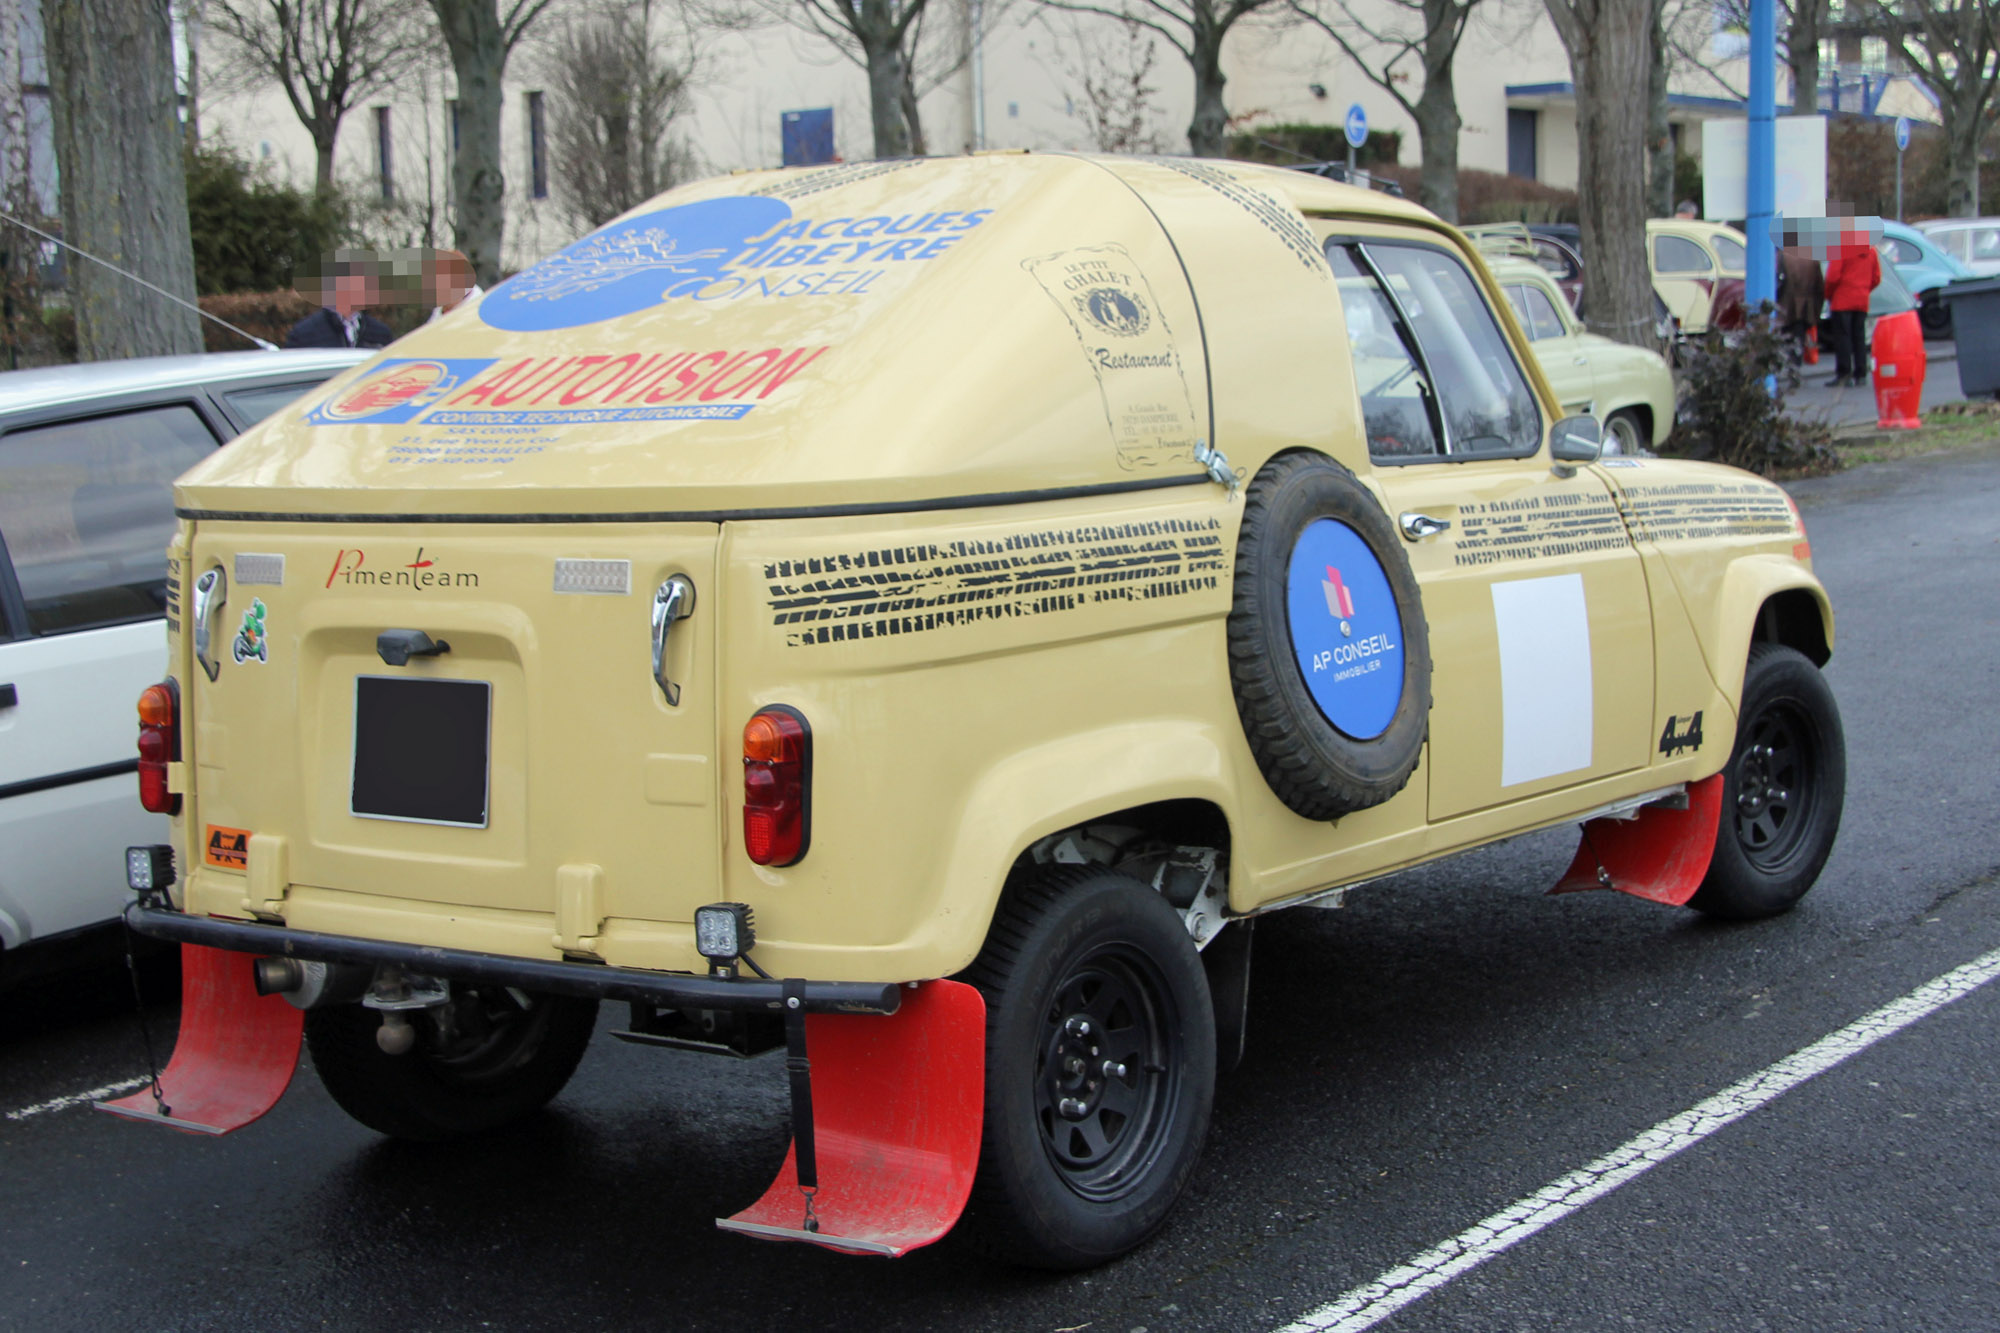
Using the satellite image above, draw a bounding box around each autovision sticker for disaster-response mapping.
[1286,519,1405,740]
[479,195,993,332]
[303,348,828,444]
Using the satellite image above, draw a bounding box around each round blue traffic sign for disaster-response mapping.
[1344,105,1369,150]
[1285,519,1406,740]
[1895,116,1911,152]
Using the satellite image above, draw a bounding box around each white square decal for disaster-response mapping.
[1492,573,1594,786]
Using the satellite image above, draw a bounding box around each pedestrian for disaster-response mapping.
[1776,230,1823,364]
[425,250,482,323]
[286,255,394,349]
[1675,199,1699,219]
[1823,225,1880,387]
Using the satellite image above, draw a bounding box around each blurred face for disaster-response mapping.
[330,273,367,316]
[438,255,475,309]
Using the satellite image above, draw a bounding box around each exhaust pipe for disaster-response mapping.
[251,956,372,1010]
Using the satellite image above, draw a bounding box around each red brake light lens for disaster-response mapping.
[136,680,180,815]
[742,706,810,867]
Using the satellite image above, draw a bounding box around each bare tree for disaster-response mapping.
[1713,0,1829,115]
[207,0,429,194]
[1544,0,1654,348]
[540,0,694,229]
[42,0,203,358]
[1288,0,1484,221]
[1037,0,1276,156]
[1061,18,1169,154]
[1864,0,2000,216]
[430,0,556,284]
[770,0,924,158]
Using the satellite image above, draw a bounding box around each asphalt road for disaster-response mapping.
[5,442,1999,1333]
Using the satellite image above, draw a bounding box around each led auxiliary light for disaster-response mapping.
[126,845,176,894]
[694,902,756,964]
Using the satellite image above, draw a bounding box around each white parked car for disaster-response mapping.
[1913,217,2000,278]
[0,349,366,971]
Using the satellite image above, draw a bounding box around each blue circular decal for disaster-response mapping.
[480,196,794,331]
[1286,519,1406,740]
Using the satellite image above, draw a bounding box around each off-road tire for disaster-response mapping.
[959,866,1215,1269]
[1689,643,1845,919]
[306,988,598,1141]
[1228,450,1432,819]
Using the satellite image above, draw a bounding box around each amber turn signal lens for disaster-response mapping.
[137,682,177,726]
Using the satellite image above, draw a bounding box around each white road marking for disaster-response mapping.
[1276,945,2000,1333]
[5,1076,148,1123]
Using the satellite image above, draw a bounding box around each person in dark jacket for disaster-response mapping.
[286,259,393,349]
[1776,231,1824,363]
[1823,227,1881,387]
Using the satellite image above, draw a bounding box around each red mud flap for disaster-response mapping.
[97,943,303,1134]
[1551,775,1724,907]
[718,978,985,1257]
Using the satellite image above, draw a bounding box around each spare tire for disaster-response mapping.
[1227,450,1431,819]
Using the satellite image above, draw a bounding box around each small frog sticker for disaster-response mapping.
[232,598,269,665]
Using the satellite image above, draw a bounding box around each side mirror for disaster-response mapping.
[1549,415,1603,472]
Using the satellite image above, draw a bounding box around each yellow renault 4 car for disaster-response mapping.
[107,155,1842,1270]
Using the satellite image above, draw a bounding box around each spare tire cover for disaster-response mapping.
[1227,451,1432,819]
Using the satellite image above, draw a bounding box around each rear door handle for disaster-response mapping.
[650,576,696,705]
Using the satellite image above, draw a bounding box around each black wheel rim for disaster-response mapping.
[1034,944,1183,1202]
[1731,697,1819,872]
[424,986,550,1085]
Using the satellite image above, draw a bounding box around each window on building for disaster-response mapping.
[375,106,394,201]
[527,91,548,199]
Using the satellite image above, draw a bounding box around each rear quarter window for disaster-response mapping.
[220,377,340,428]
[0,403,220,635]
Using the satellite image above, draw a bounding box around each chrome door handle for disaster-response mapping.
[650,576,695,705]
[192,565,227,682]
[1399,511,1451,541]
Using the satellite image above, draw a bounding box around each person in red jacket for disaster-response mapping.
[1824,226,1881,387]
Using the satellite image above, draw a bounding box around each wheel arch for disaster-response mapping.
[926,721,1237,977]
[1709,556,1833,710]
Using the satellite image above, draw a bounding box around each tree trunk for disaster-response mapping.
[1647,1,1672,217]
[1942,106,1982,217]
[1548,0,1654,348]
[864,37,911,157]
[1412,79,1460,222]
[432,0,509,285]
[1187,21,1227,157]
[42,0,202,359]
[1788,0,1820,115]
[313,123,339,196]
[900,66,928,156]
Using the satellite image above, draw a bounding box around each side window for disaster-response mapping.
[0,404,219,635]
[1653,234,1713,274]
[1712,234,1746,272]
[1368,243,1542,458]
[1533,241,1579,282]
[1974,229,2000,262]
[1517,284,1568,341]
[1935,229,1969,260]
[1887,238,1921,265]
[221,377,337,428]
[1327,244,1442,459]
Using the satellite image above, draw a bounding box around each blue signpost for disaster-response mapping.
[1345,104,1368,176]
[1896,116,1911,221]
[1745,0,1775,313]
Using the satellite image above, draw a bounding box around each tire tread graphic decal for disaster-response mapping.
[767,518,1224,647]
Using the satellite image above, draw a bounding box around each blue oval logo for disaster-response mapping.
[1285,519,1406,740]
[481,196,794,331]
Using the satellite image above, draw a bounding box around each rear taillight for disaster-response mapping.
[742,706,810,867]
[137,680,180,815]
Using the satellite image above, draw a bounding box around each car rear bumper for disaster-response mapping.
[125,902,905,1015]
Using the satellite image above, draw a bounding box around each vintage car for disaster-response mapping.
[1650,217,1748,336]
[106,156,1843,1271]
[1477,249,1676,456]
[1879,219,1972,336]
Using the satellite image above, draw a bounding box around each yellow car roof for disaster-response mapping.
[179,155,1454,520]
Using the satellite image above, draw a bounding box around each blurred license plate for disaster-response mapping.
[351,676,491,827]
